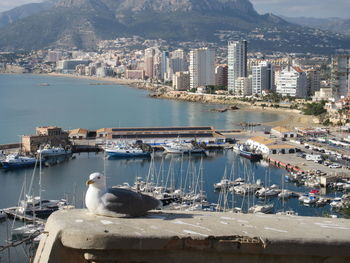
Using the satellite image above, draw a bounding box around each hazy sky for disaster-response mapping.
[251,0,350,18]
[0,0,44,12]
[0,0,349,18]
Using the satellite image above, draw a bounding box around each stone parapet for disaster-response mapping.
[34,209,350,263]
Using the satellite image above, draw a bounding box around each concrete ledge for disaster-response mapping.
[34,209,350,263]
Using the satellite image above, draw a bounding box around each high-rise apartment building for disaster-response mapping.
[275,66,307,98]
[331,55,350,99]
[160,51,170,81]
[144,48,155,79]
[215,65,228,87]
[228,40,247,93]
[252,61,273,95]
[170,49,187,76]
[306,69,321,97]
[172,71,190,91]
[189,48,215,89]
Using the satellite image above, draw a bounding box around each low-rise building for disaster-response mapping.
[271,126,297,138]
[246,136,296,155]
[69,128,89,140]
[22,126,69,153]
[313,88,333,102]
[96,126,225,145]
[295,127,329,137]
[126,70,145,80]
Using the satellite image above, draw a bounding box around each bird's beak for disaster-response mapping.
[86,179,94,186]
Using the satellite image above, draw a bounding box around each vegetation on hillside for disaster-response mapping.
[302,101,327,116]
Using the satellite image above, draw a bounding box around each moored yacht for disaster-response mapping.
[105,143,151,158]
[1,153,37,169]
[37,144,71,157]
[163,141,206,154]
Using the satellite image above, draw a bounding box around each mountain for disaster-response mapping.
[282,16,350,36]
[0,0,349,53]
[0,0,58,28]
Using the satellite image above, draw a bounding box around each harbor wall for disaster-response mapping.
[34,209,350,263]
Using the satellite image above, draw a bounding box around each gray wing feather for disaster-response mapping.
[102,188,160,216]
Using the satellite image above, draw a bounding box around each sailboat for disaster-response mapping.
[16,149,70,219]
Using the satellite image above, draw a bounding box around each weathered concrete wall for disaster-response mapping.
[34,209,350,263]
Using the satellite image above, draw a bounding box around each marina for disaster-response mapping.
[0,74,350,261]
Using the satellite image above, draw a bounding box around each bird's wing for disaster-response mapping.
[102,188,160,216]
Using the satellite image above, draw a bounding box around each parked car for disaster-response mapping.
[329,164,342,169]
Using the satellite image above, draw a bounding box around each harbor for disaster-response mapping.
[1,124,350,216]
[0,74,350,262]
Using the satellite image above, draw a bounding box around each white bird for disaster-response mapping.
[85,172,161,217]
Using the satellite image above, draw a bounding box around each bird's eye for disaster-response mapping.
[97,176,101,179]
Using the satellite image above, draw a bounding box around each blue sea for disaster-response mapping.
[0,74,340,262]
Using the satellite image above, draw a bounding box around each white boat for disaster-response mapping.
[303,195,318,204]
[214,179,235,191]
[1,153,37,169]
[276,210,298,216]
[0,210,6,220]
[163,141,205,154]
[12,223,44,240]
[37,144,71,157]
[278,189,293,198]
[330,197,343,209]
[248,204,273,214]
[256,186,281,198]
[105,143,151,158]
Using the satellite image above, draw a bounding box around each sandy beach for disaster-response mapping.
[47,72,140,86]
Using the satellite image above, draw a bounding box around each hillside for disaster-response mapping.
[0,0,349,53]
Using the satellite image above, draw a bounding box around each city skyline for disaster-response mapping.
[0,0,349,19]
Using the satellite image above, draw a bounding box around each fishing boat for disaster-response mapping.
[163,141,206,154]
[235,144,262,161]
[37,144,71,157]
[104,143,151,158]
[1,153,37,169]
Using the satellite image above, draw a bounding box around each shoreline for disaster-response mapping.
[41,73,319,128]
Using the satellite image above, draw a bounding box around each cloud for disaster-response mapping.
[251,0,350,18]
[0,0,44,12]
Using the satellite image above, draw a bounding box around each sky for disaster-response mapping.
[0,0,349,19]
[250,0,350,19]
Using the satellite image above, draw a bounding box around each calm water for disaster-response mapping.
[0,74,338,262]
[0,74,282,144]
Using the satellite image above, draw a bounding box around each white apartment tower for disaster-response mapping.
[275,66,307,98]
[252,61,273,95]
[331,55,350,99]
[228,40,247,93]
[189,48,215,89]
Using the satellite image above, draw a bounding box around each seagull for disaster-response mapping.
[85,172,161,217]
